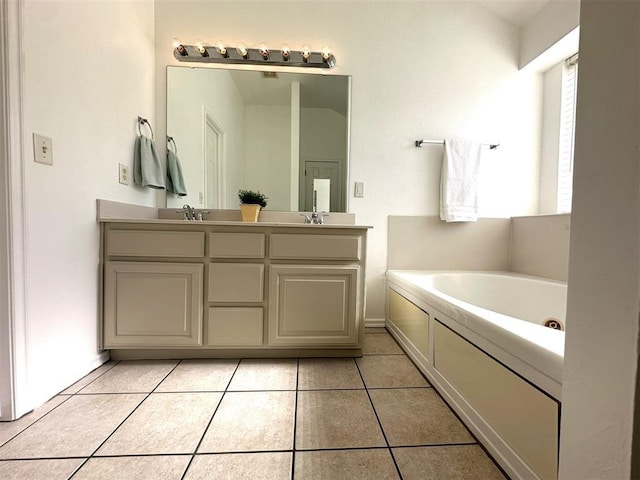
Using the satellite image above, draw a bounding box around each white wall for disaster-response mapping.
[244,105,291,211]
[300,108,347,162]
[155,0,542,320]
[18,0,156,412]
[538,61,563,214]
[559,1,640,478]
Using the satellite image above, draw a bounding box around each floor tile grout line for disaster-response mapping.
[179,359,242,480]
[354,356,404,480]
[293,445,393,454]
[291,358,300,480]
[362,352,406,356]
[0,456,91,462]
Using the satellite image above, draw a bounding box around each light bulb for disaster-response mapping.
[301,44,311,61]
[281,44,291,60]
[236,42,248,58]
[173,38,188,56]
[321,46,335,67]
[258,42,269,59]
[215,40,228,58]
[195,40,209,57]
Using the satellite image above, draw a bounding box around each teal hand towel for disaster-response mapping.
[166,149,188,196]
[133,135,165,189]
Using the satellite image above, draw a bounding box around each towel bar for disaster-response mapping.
[137,116,154,139]
[167,136,177,153]
[415,139,500,149]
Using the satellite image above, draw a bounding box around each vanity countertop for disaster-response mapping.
[96,199,371,229]
[99,217,372,229]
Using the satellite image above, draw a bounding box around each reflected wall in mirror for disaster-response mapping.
[166,66,351,212]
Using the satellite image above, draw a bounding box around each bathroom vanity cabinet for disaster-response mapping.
[100,220,368,358]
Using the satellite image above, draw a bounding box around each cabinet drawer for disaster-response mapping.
[208,263,264,302]
[107,230,205,257]
[208,308,264,346]
[209,233,265,258]
[270,234,361,261]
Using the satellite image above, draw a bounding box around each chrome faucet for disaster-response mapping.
[302,211,328,224]
[182,204,195,221]
[178,205,210,221]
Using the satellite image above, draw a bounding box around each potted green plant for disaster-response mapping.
[238,189,268,222]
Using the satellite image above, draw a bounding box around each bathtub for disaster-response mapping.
[385,270,566,480]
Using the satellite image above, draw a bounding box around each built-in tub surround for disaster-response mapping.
[386,270,565,480]
[98,200,370,360]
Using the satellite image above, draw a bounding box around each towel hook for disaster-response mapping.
[167,136,177,154]
[137,116,154,140]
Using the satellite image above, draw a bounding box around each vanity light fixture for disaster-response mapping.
[173,41,336,68]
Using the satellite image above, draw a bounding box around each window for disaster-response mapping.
[557,53,578,213]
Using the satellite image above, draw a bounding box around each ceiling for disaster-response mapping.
[474,0,551,27]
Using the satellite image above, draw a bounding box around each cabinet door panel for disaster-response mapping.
[269,265,359,346]
[104,262,203,347]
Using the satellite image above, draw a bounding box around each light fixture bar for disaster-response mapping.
[173,43,336,68]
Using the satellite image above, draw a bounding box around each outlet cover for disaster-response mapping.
[33,133,53,165]
[119,163,130,185]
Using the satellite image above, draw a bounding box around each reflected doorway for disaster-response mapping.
[204,109,226,209]
[303,160,341,212]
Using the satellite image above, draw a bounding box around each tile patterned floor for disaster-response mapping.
[0,329,508,479]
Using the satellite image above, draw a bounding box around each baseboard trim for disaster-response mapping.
[365,318,386,328]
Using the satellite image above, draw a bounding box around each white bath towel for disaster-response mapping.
[439,139,482,222]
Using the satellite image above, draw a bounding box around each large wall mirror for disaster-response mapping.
[166,66,351,212]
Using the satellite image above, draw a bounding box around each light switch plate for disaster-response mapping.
[33,133,53,165]
[354,181,365,198]
[119,163,129,185]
